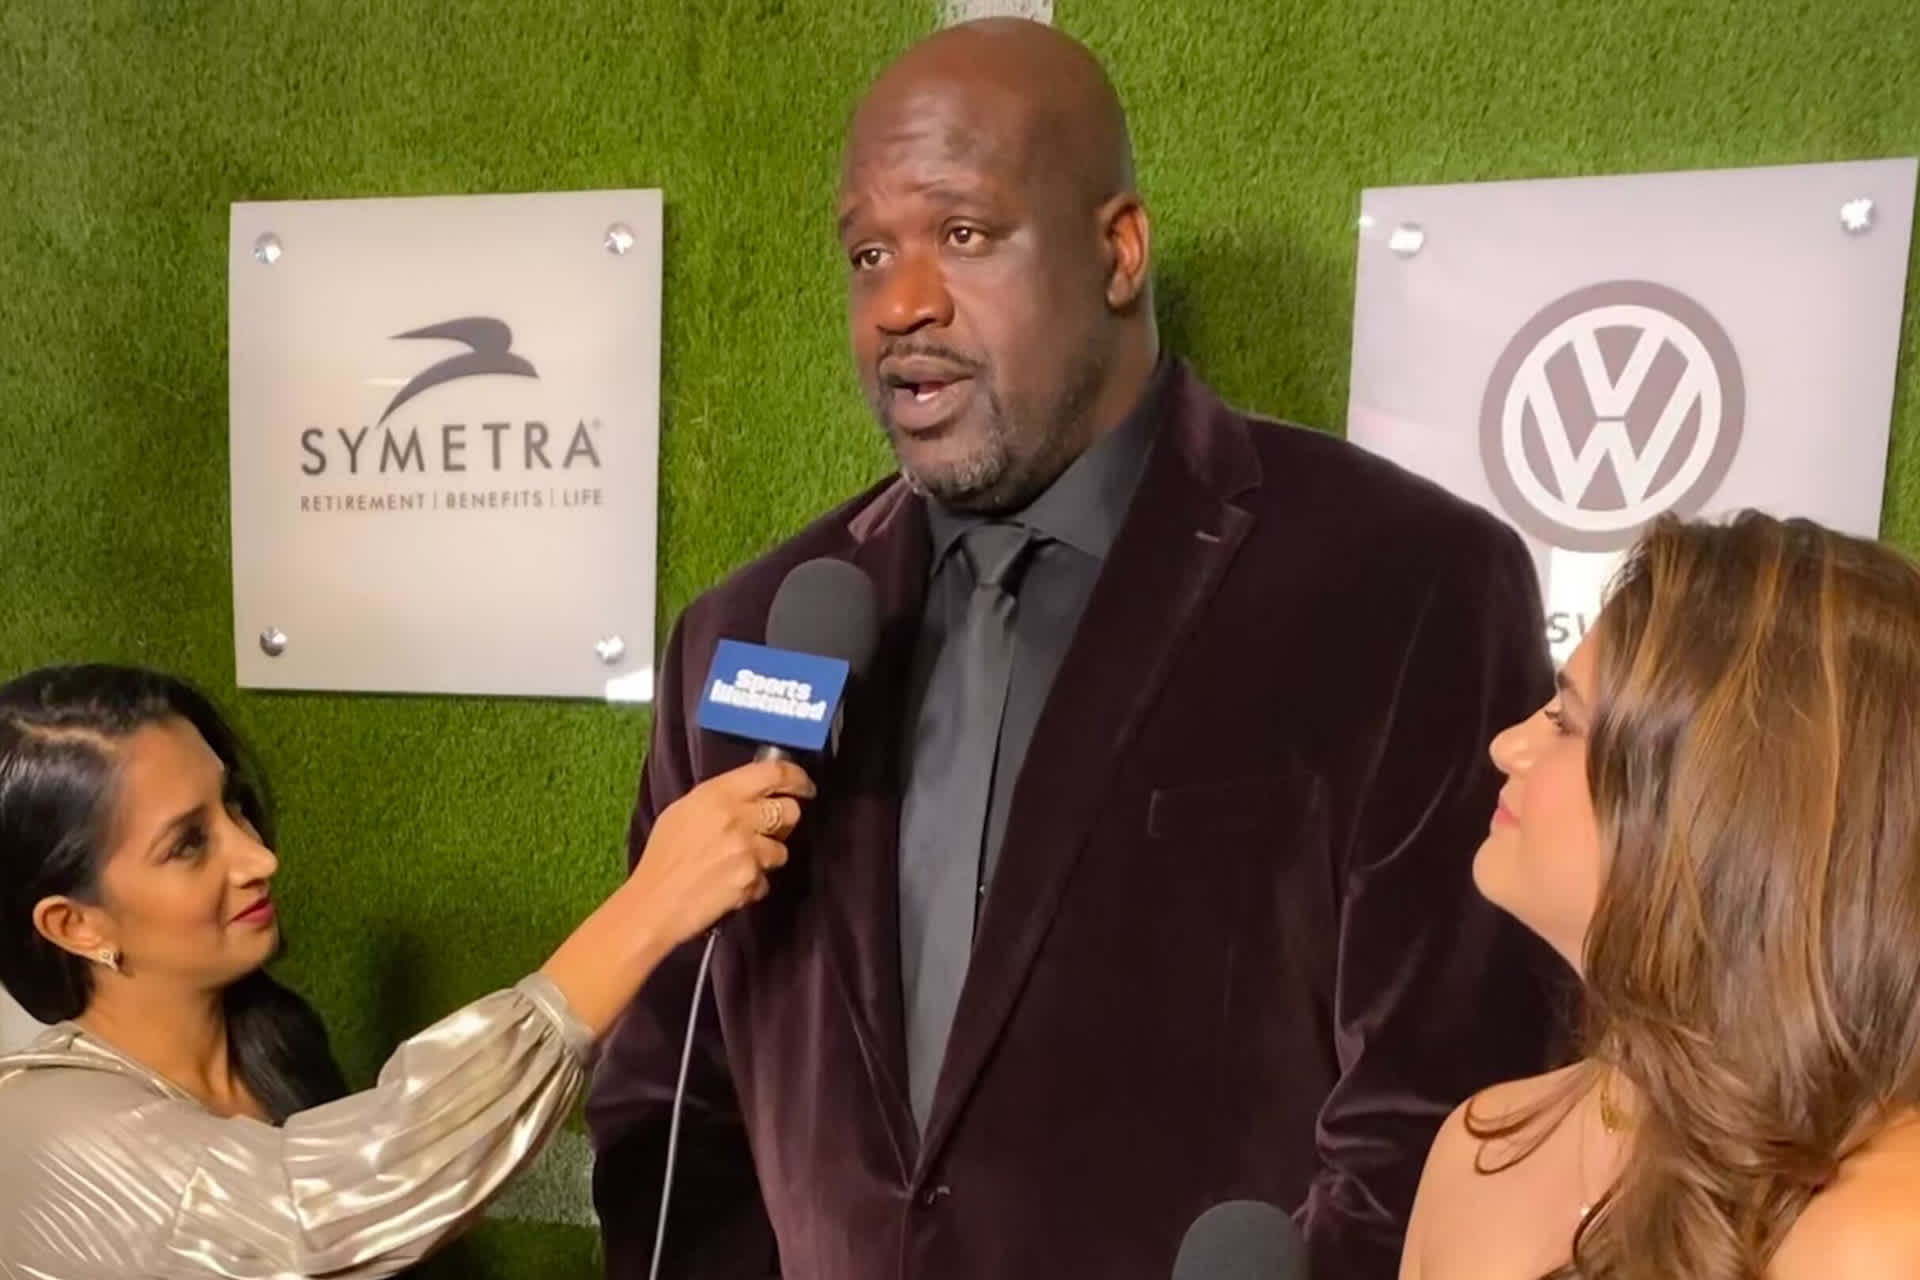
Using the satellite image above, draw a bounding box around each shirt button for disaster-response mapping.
[920,1184,951,1208]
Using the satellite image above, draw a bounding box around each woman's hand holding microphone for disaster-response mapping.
[540,759,816,1037]
[622,758,813,945]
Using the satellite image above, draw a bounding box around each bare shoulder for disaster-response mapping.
[1429,1065,1587,1175]
[1412,1066,1585,1224]
[1774,1127,1920,1278]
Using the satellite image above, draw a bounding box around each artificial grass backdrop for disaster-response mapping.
[1,0,1916,1275]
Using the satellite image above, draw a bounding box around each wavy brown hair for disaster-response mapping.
[1478,511,1920,1278]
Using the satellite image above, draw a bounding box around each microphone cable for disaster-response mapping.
[646,928,719,1280]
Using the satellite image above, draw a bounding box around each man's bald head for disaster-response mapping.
[836,19,1157,514]
[846,19,1135,216]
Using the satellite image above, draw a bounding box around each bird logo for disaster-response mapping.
[378,317,539,425]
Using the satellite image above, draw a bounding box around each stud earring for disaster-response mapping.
[94,947,121,973]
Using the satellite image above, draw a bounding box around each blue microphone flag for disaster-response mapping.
[695,638,850,752]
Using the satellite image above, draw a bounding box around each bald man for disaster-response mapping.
[586,19,1562,1280]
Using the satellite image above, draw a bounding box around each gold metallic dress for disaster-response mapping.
[0,973,592,1279]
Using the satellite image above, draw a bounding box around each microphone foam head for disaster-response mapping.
[1171,1201,1308,1280]
[764,557,880,677]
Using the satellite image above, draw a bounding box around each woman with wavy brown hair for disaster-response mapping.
[1401,511,1920,1280]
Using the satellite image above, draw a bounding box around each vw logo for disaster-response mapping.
[1479,281,1745,551]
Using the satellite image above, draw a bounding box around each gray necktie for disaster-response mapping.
[899,522,1036,1135]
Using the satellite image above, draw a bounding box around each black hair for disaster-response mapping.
[0,664,346,1122]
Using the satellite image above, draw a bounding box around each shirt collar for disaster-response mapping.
[925,356,1169,569]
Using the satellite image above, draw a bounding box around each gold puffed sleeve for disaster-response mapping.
[0,973,594,1279]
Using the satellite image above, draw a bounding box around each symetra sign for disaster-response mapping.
[229,189,663,700]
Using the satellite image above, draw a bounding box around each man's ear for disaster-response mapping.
[1099,193,1151,310]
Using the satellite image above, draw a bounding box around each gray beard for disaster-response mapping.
[878,348,1110,514]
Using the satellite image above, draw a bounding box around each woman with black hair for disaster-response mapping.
[0,663,810,1278]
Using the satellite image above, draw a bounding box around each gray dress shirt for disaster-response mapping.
[902,360,1168,938]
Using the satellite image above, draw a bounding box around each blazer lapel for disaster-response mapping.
[809,480,930,1173]
[917,368,1260,1167]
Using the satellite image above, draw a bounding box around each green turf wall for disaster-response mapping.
[2,1,1914,1274]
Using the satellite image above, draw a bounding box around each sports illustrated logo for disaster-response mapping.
[1479,281,1745,552]
[707,668,830,723]
[378,316,538,424]
[696,640,851,752]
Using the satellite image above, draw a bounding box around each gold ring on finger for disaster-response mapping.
[757,797,785,836]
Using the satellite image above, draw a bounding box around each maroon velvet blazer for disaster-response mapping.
[586,362,1565,1280]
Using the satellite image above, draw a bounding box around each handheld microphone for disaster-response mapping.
[652,557,877,1280]
[695,557,880,764]
[1171,1201,1309,1280]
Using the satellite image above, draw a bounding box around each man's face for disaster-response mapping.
[839,83,1110,513]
